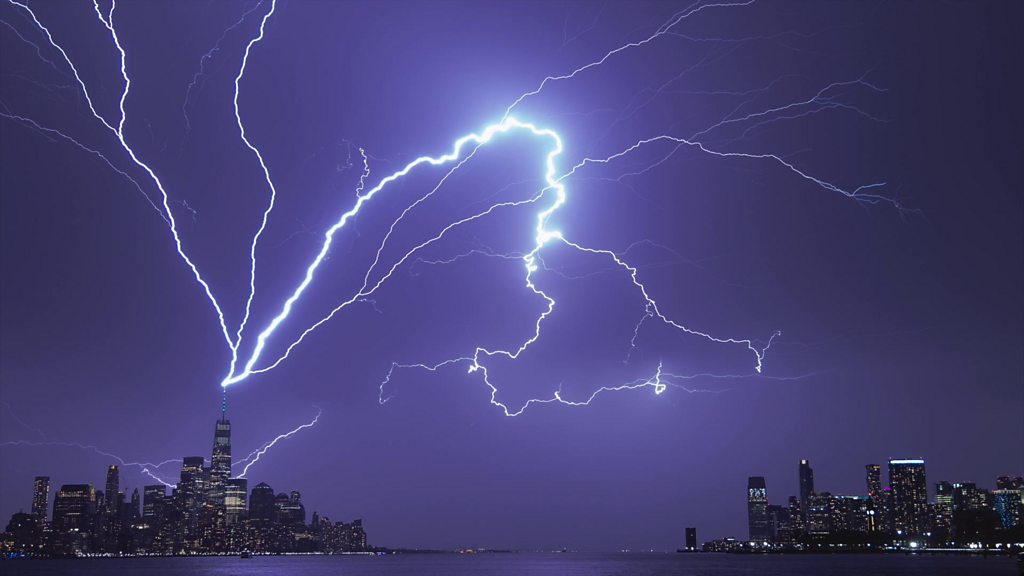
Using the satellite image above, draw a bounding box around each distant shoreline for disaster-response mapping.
[4,548,1021,560]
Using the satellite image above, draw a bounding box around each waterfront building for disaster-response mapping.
[31,476,49,527]
[799,460,814,522]
[888,459,928,537]
[993,489,1022,528]
[747,476,770,542]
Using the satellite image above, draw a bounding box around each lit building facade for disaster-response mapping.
[934,481,954,534]
[888,459,928,538]
[747,476,770,542]
[993,489,1022,529]
[225,479,248,526]
[31,476,49,526]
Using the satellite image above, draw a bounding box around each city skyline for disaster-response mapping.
[7,443,1021,555]
[6,408,369,556]
[1,0,1021,552]
[740,457,1022,549]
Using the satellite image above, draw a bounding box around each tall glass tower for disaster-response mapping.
[207,408,232,525]
[31,476,50,526]
[211,418,232,480]
[798,459,814,522]
[747,476,770,542]
[104,465,119,515]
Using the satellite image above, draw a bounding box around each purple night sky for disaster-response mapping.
[1,0,1021,551]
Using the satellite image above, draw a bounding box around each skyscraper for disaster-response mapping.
[935,481,954,533]
[952,481,980,511]
[788,496,804,534]
[865,464,882,498]
[52,484,95,532]
[143,485,166,522]
[104,465,119,515]
[287,491,306,525]
[888,459,928,537]
[249,482,276,522]
[865,464,884,532]
[211,417,231,483]
[747,476,770,542]
[685,527,697,551]
[225,479,248,525]
[31,476,50,526]
[807,492,832,535]
[993,489,1023,529]
[130,488,141,520]
[179,456,206,547]
[208,415,232,521]
[799,459,814,522]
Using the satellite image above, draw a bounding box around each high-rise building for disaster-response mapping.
[865,464,882,498]
[210,417,231,495]
[767,504,793,543]
[747,476,770,542]
[225,479,248,525]
[876,486,896,534]
[952,481,981,511]
[143,485,166,521]
[888,459,928,537]
[179,456,206,547]
[935,481,954,533]
[799,459,814,522]
[288,491,306,525]
[993,489,1022,528]
[268,490,308,527]
[685,527,697,551]
[104,465,119,515]
[31,476,50,526]
[200,414,232,546]
[829,495,869,533]
[51,483,96,555]
[995,476,1023,529]
[129,488,141,520]
[249,482,276,522]
[865,465,884,533]
[787,496,804,534]
[807,492,832,535]
[52,484,95,532]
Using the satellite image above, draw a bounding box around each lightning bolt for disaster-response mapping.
[230,0,280,373]
[352,144,371,198]
[7,0,241,360]
[502,0,759,118]
[0,14,66,77]
[5,0,893,419]
[236,406,321,478]
[0,107,168,220]
[0,439,180,487]
[221,117,563,386]
[181,0,267,134]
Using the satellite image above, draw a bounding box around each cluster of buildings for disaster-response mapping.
[704,458,1023,551]
[0,409,369,557]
